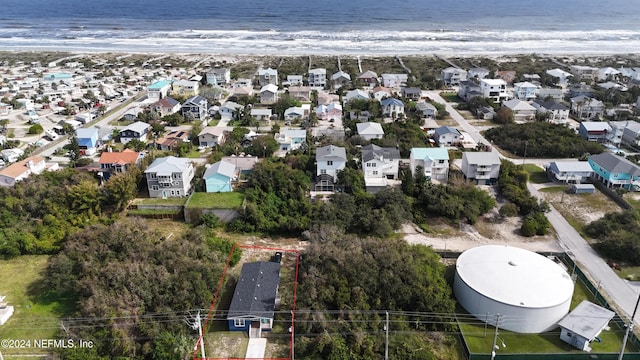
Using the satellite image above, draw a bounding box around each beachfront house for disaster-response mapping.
[546,68,573,87]
[308,68,327,88]
[441,67,468,86]
[227,261,281,337]
[144,156,195,198]
[578,121,611,143]
[357,70,378,86]
[433,126,461,147]
[331,71,351,89]
[181,95,208,121]
[570,65,599,82]
[458,80,483,102]
[531,100,570,124]
[381,73,408,88]
[571,96,604,120]
[598,67,621,82]
[258,68,278,86]
[410,147,450,182]
[588,153,640,191]
[356,122,384,141]
[461,151,501,185]
[284,75,303,86]
[468,67,489,79]
[480,79,509,103]
[362,144,400,193]
[546,161,594,183]
[203,160,237,193]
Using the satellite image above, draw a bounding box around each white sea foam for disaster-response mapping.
[2,28,640,56]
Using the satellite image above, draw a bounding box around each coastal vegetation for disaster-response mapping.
[485,122,605,158]
[295,228,458,360]
[586,210,640,265]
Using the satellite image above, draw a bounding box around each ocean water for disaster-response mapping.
[1,0,640,55]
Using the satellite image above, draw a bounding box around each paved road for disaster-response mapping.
[429,90,640,323]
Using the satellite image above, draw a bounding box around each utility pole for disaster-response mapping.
[186,311,206,359]
[618,293,640,360]
[484,313,489,337]
[385,311,389,360]
[491,314,501,360]
[522,141,528,166]
[291,310,295,360]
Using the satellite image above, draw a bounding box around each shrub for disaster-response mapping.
[28,123,44,134]
[499,203,519,217]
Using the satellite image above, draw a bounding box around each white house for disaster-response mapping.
[461,151,501,185]
[513,81,539,100]
[433,126,461,147]
[0,156,50,187]
[315,145,346,184]
[622,120,640,147]
[380,97,405,118]
[381,73,408,88]
[468,67,489,80]
[502,99,537,122]
[308,68,327,88]
[356,122,384,141]
[410,147,450,182]
[531,100,570,124]
[441,67,468,86]
[571,96,604,120]
[415,102,438,119]
[274,129,307,152]
[144,156,195,198]
[316,102,343,123]
[372,86,392,101]
[361,144,400,180]
[284,106,307,121]
[344,89,370,103]
[546,68,573,86]
[331,71,351,89]
[119,121,151,144]
[480,79,509,103]
[257,68,278,86]
[146,80,172,101]
[219,101,243,119]
[546,161,594,183]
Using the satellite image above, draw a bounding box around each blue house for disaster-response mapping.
[227,261,281,337]
[588,153,640,191]
[76,127,99,156]
[203,160,236,192]
[275,129,307,152]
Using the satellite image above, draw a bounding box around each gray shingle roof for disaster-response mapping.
[316,145,346,161]
[204,160,236,179]
[434,126,461,137]
[144,156,191,176]
[362,144,400,162]
[227,262,281,319]
[589,153,640,176]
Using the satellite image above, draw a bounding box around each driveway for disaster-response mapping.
[245,338,266,359]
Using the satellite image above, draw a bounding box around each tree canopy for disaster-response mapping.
[485,122,605,158]
[586,210,640,265]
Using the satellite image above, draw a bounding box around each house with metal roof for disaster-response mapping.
[588,153,640,191]
[558,300,615,351]
[257,68,278,86]
[622,120,640,147]
[144,156,195,198]
[461,151,501,185]
[410,147,450,182]
[146,80,172,101]
[531,100,569,124]
[546,161,594,183]
[203,160,237,192]
[76,127,100,156]
[578,121,611,143]
[441,67,468,86]
[227,261,281,337]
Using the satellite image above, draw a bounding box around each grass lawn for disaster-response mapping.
[523,163,549,184]
[459,277,631,355]
[617,265,640,281]
[133,197,187,206]
[203,331,248,359]
[440,93,463,103]
[0,255,76,358]
[187,192,244,209]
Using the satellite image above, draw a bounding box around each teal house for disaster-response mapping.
[203,160,237,192]
[588,153,640,191]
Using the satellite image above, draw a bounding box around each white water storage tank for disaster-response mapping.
[454,245,574,333]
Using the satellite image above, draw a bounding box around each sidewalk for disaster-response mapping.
[245,338,266,359]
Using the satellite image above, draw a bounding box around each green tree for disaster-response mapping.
[102,167,141,211]
[28,123,44,134]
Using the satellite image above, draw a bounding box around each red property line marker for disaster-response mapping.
[194,244,301,360]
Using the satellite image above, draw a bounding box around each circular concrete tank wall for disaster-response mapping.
[454,245,574,333]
